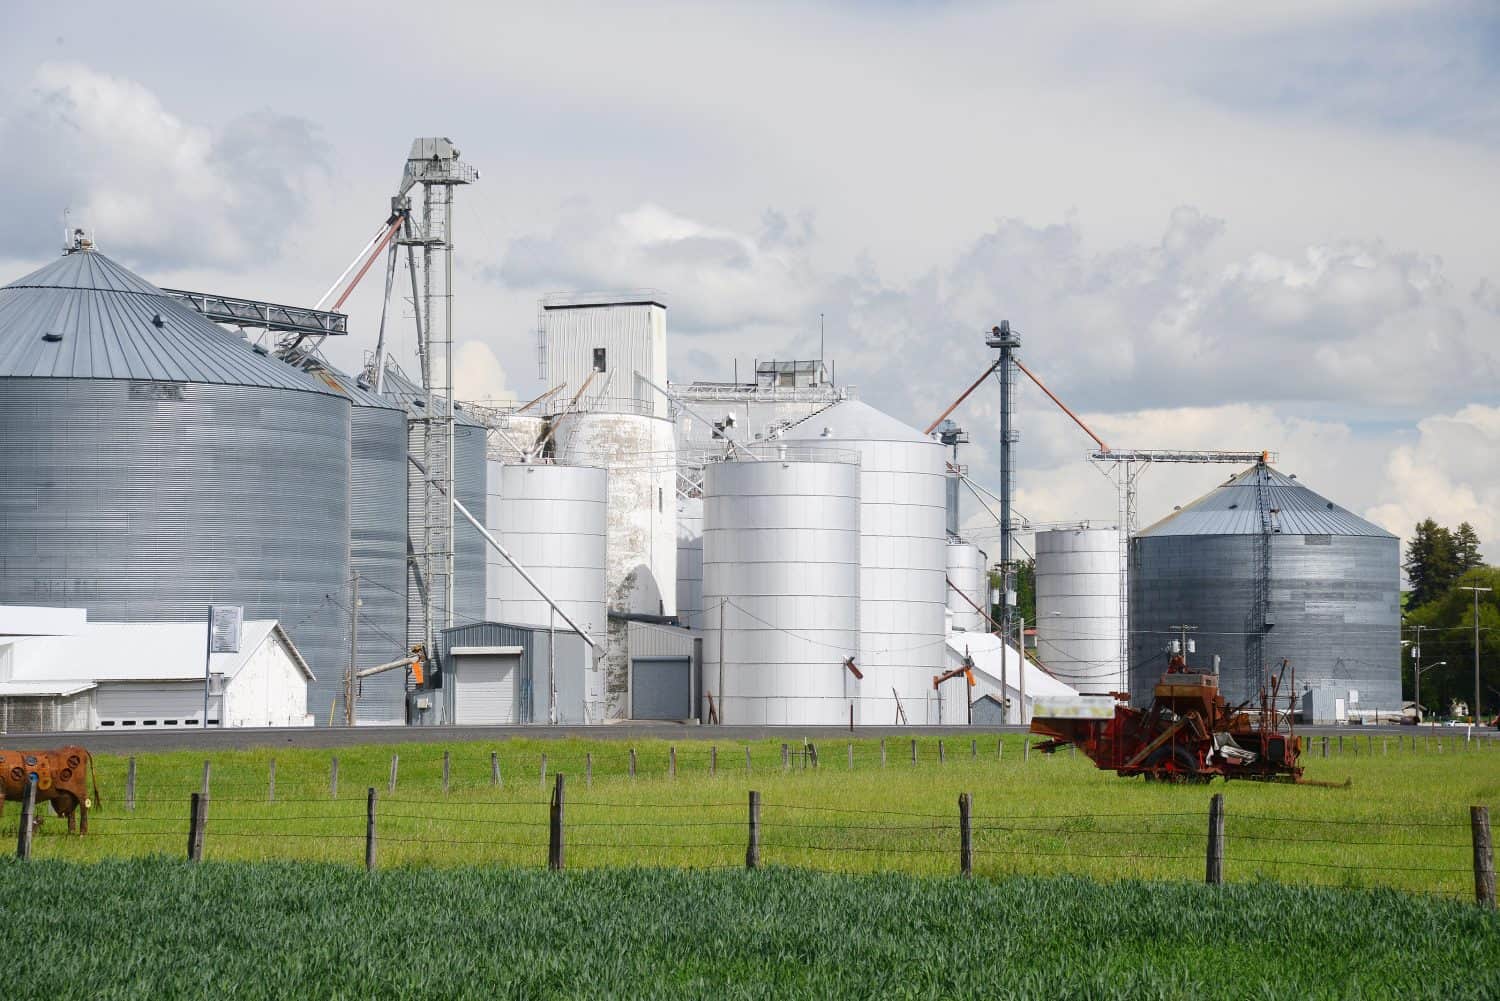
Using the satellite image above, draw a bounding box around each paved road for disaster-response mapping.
[2,721,1493,754]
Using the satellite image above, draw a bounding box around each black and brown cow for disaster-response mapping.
[0,745,101,835]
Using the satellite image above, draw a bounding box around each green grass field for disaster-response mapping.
[2,857,1496,1000]
[3,733,1495,896]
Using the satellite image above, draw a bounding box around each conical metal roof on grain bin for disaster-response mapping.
[1137,464,1394,539]
[0,248,338,395]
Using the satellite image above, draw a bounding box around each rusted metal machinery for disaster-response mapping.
[1029,658,1306,784]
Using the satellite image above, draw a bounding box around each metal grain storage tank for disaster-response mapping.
[945,538,987,632]
[485,462,607,651]
[0,244,351,719]
[380,365,487,647]
[1035,527,1123,694]
[701,449,860,725]
[1129,463,1400,714]
[676,495,704,630]
[780,400,948,725]
[312,365,409,723]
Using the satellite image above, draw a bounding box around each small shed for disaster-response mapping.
[626,620,700,721]
[419,621,591,726]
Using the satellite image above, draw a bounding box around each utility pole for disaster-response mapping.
[1412,624,1425,723]
[346,571,359,726]
[1461,586,1491,723]
[1017,614,1027,725]
[718,597,727,725]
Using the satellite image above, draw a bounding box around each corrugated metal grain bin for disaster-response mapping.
[1128,464,1400,714]
[0,246,351,704]
[312,366,409,723]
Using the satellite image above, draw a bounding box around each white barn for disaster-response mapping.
[0,613,314,732]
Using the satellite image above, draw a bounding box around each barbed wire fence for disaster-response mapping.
[6,738,1496,908]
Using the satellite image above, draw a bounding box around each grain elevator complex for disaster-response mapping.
[0,137,1403,733]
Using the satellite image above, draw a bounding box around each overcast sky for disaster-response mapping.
[3,0,1498,555]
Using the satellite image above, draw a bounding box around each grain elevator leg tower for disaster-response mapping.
[396,138,477,656]
[985,322,1021,642]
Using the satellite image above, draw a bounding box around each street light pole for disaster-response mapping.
[1460,586,1491,724]
[1411,624,1425,723]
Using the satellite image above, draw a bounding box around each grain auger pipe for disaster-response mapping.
[407,454,597,649]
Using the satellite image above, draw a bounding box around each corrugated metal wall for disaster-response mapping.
[404,420,487,648]
[0,379,352,700]
[542,302,667,417]
[1129,533,1400,711]
[348,392,409,723]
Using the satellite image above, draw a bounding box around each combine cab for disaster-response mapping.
[1029,657,1304,784]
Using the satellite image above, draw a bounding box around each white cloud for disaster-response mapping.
[1365,405,1500,552]
[452,341,516,404]
[0,63,327,268]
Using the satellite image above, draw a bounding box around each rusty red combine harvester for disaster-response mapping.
[1029,657,1309,784]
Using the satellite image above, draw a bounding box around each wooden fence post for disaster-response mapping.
[187,792,205,863]
[540,753,548,790]
[391,754,400,794]
[629,748,637,778]
[268,758,276,803]
[1473,806,1495,909]
[670,746,677,778]
[959,792,973,878]
[938,740,946,765]
[1338,735,1344,755]
[781,744,789,771]
[330,756,340,799]
[490,751,499,788]
[125,757,136,812]
[911,739,918,766]
[1206,793,1225,886]
[586,753,593,788]
[809,744,819,769]
[997,738,1003,762]
[711,746,718,776]
[443,750,451,795]
[1023,739,1030,763]
[746,790,761,870]
[848,743,854,770]
[880,738,887,767]
[744,747,751,774]
[16,776,36,860]
[548,774,566,871]
[365,788,377,872]
[1322,736,1329,758]
[200,760,211,797]
[971,739,977,760]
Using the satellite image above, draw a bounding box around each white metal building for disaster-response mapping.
[940,632,1078,726]
[0,617,314,731]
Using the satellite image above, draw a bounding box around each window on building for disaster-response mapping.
[593,348,607,372]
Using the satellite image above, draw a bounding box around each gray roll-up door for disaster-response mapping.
[96,682,204,726]
[631,657,691,720]
[453,653,520,725]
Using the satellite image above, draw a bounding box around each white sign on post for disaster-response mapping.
[210,605,243,653]
[204,605,242,727]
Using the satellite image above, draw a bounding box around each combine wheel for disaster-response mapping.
[1143,747,1208,784]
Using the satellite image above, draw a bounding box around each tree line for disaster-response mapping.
[1402,519,1496,720]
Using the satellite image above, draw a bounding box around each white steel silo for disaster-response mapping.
[780,400,948,725]
[946,539,988,632]
[485,463,607,647]
[1035,527,1124,694]
[676,495,704,630]
[701,449,860,725]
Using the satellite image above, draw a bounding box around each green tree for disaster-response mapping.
[1453,522,1485,572]
[1403,566,1500,719]
[1404,519,1458,608]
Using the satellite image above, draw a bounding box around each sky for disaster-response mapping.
[2,0,1498,557]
